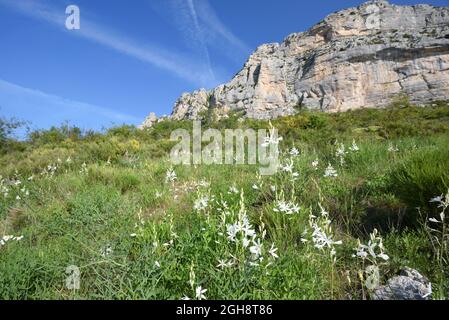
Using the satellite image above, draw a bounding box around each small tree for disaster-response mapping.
[0,116,26,152]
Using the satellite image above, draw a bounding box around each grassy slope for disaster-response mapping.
[0,101,448,300]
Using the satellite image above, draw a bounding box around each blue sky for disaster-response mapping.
[1,0,448,132]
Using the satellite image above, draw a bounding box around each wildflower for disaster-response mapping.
[324,164,338,178]
[273,200,300,215]
[336,143,346,158]
[305,204,342,258]
[79,162,88,175]
[388,144,399,152]
[289,147,300,157]
[217,260,228,269]
[249,238,263,259]
[194,195,209,211]
[312,159,319,170]
[430,195,444,204]
[252,184,260,190]
[228,185,239,194]
[226,224,238,242]
[0,235,23,247]
[195,286,207,300]
[349,140,360,152]
[270,185,276,192]
[189,264,196,289]
[155,191,163,199]
[154,261,161,268]
[269,244,279,259]
[280,159,294,173]
[261,122,283,147]
[100,245,113,257]
[352,229,389,263]
[422,283,432,299]
[165,167,177,183]
[291,172,300,180]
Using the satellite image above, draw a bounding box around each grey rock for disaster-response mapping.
[373,268,432,300]
[139,112,158,129]
[163,0,449,122]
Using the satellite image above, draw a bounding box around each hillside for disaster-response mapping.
[1,100,448,299]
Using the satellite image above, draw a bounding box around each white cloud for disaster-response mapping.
[0,0,220,87]
[151,0,251,64]
[0,78,141,130]
[194,0,251,54]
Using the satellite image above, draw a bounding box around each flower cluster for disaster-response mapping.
[352,229,389,264]
[324,164,338,178]
[273,200,300,215]
[223,192,278,267]
[41,163,58,178]
[388,143,399,153]
[303,204,342,259]
[194,195,210,212]
[79,162,88,175]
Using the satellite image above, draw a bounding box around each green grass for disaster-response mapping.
[0,102,448,300]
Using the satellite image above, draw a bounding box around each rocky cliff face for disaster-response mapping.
[149,0,449,124]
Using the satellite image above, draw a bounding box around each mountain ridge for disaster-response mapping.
[142,0,449,127]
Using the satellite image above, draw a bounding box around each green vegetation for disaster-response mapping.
[0,101,448,300]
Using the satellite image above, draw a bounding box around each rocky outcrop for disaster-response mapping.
[373,268,432,300]
[139,112,158,129]
[165,0,449,122]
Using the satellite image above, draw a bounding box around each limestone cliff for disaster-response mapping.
[144,0,449,125]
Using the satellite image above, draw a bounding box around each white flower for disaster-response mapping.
[252,184,260,190]
[250,239,263,259]
[422,283,432,299]
[226,224,238,242]
[429,217,440,223]
[336,143,346,158]
[324,164,338,178]
[273,200,300,215]
[349,140,360,152]
[289,147,300,157]
[155,261,161,268]
[429,195,443,203]
[269,244,279,259]
[280,159,294,173]
[195,286,207,300]
[353,229,389,263]
[194,195,209,211]
[228,186,239,194]
[155,191,163,199]
[0,235,23,247]
[165,168,177,183]
[388,144,399,152]
[217,259,228,269]
[100,245,113,257]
